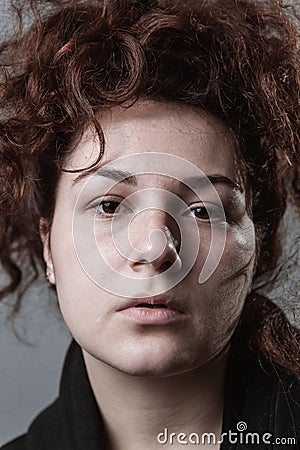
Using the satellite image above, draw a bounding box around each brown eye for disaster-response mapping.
[94,199,132,217]
[192,206,210,220]
[186,204,226,222]
[99,201,121,215]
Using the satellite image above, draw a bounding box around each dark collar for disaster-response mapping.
[221,333,300,449]
[27,339,106,450]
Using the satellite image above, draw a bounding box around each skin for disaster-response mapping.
[41,100,256,449]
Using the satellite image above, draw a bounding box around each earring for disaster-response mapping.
[46,264,53,283]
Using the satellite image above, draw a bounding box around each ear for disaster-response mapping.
[39,217,56,285]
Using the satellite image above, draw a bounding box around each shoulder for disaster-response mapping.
[0,435,26,450]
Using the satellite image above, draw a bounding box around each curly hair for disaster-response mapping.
[0,0,299,374]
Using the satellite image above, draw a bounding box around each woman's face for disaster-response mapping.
[42,101,256,376]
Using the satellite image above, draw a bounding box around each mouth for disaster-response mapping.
[116,295,185,325]
[117,294,184,313]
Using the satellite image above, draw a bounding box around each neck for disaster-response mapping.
[83,347,229,450]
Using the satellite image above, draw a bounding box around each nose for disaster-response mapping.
[128,209,181,274]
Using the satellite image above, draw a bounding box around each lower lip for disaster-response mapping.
[118,307,184,324]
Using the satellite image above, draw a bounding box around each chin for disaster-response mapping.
[111,360,187,378]
[83,333,211,377]
[105,346,203,378]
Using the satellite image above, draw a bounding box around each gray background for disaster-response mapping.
[0,0,299,446]
[0,1,71,446]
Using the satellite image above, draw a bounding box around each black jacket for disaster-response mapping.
[2,334,300,450]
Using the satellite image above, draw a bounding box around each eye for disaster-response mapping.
[190,206,210,220]
[186,204,225,222]
[94,199,131,217]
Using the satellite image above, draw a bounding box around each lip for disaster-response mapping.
[117,294,186,324]
[117,294,184,313]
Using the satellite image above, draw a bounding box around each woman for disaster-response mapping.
[0,0,299,449]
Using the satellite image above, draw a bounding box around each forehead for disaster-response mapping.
[64,100,243,188]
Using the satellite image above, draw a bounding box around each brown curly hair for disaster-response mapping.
[0,0,299,374]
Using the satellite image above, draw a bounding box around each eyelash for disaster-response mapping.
[92,198,226,222]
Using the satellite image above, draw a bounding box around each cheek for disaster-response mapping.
[208,219,255,328]
[189,218,256,343]
[50,211,76,281]
[49,203,120,342]
[218,218,256,286]
[49,208,92,314]
[50,227,106,340]
[94,228,126,273]
[192,217,255,284]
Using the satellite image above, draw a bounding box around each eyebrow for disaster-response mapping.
[72,167,243,193]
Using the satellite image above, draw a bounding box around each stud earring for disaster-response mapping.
[46,268,51,281]
[46,263,54,282]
